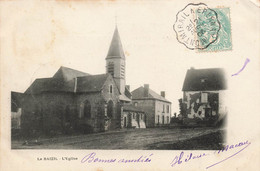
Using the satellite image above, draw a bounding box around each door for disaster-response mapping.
[162,115,165,124]
[124,117,127,128]
[205,108,211,118]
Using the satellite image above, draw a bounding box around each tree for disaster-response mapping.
[178,98,187,118]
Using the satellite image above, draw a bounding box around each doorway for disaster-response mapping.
[162,115,165,124]
[123,117,127,128]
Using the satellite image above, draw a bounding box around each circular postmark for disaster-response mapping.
[173,3,221,50]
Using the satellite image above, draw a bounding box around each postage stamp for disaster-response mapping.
[173,3,221,50]
[173,3,232,52]
[199,8,232,52]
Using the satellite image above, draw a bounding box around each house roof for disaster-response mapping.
[123,104,145,113]
[119,94,131,102]
[53,66,90,81]
[124,86,132,99]
[182,68,227,91]
[106,26,125,59]
[76,74,109,93]
[131,86,171,103]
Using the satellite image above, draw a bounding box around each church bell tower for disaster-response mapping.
[106,26,126,95]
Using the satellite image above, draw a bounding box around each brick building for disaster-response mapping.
[181,67,227,125]
[131,84,171,127]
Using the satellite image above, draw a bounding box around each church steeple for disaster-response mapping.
[106,26,126,95]
[106,26,125,59]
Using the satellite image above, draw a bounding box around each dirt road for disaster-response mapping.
[12,127,225,150]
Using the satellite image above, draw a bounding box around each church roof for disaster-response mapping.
[182,68,227,91]
[25,67,110,94]
[24,77,75,94]
[53,66,90,81]
[76,74,110,93]
[106,26,125,59]
[131,87,171,103]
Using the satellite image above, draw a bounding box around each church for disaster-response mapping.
[13,26,146,136]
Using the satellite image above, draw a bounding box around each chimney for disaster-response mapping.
[126,85,130,91]
[144,84,149,97]
[161,91,165,98]
[190,67,195,70]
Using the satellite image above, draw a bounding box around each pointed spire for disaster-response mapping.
[115,14,117,26]
[106,26,125,59]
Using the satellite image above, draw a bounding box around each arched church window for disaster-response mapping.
[84,100,91,119]
[109,85,113,93]
[107,100,113,118]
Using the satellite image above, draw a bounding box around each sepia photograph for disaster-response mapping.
[11,25,228,149]
[1,0,260,171]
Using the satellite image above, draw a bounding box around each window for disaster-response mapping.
[107,62,114,76]
[121,64,125,79]
[107,100,113,118]
[201,78,207,83]
[163,104,165,113]
[167,105,170,113]
[133,113,135,119]
[141,114,143,120]
[201,92,208,103]
[158,115,160,124]
[109,85,113,94]
[162,115,165,124]
[104,104,107,116]
[83,100,91,118]
[167,116,169,124]
[134,102,138,106]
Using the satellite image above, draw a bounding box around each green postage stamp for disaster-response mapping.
[202,8,232,52]
[174,3,232,52]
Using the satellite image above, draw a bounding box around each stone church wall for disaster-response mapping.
[102,75,121,129]
[75,93,105,133]
[75,75,121,132]
[20,75,124,137]
[21,92,75,137]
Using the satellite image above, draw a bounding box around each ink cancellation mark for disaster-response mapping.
[173,3,221,50]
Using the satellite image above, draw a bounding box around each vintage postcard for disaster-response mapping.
[0,0,259,170]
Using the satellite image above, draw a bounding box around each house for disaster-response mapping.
[11,92,23,129]
[131,84,171,127]
[122,104,146,128]
[12,26,146,136]
[181,67,227,125]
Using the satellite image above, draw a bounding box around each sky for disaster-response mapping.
[2,0,258,115]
